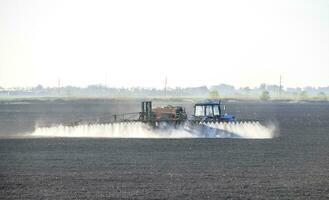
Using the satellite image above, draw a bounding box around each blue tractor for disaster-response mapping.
[190,100,235,123]
[183,100,241,137]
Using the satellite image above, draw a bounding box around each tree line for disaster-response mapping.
[0,84,328,100]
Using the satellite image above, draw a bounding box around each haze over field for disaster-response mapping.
[0,0,328,88]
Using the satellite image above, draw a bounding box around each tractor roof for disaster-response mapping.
[195,99,221,106]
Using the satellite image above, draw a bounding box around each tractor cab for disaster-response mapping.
[192,100,235,123]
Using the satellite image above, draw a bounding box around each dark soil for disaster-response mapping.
[0,99,328,199]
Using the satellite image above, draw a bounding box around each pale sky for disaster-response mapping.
[0,0,328,88]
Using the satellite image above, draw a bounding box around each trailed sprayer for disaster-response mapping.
[113,100,267,138]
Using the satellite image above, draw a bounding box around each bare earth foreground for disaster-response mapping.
[0,99,329,199]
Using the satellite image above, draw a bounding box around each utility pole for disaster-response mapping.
[105,73,107,88]
[279,75,282,98]
[58,78,61,96]
[164,76,167,97]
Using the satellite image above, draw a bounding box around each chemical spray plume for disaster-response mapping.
[204,121,279,139]
[29,121,279,139]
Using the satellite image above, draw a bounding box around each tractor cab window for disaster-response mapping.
[213,105,220,116]
[206,105,213,116]
[195,106,204,116]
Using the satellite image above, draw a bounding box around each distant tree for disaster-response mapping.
[209,90,220,98]
[260,90,270,101]
[259,83,266,91]
[211,84,235,95]
[243,87,251,93]
[316,92,327,101]
[35,84,44,90]
[298,91,308,100]
[264,85,281,95]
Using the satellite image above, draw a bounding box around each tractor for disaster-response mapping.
[114,100,236,129]
[190,100,235,123]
